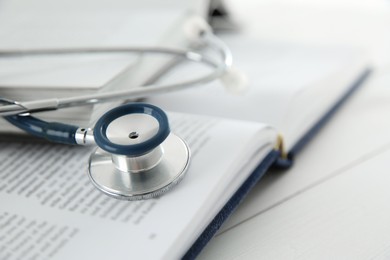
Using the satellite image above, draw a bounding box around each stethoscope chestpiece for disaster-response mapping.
[88,103,190,200]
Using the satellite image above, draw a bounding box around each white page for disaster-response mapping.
[214,68,390,232]
[0,113,276,260]
[148,34,368,150]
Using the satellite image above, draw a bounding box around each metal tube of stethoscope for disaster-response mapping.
[0,32,232,116]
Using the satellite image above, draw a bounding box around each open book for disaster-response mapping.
[0,1,371,260]
[0,44,370,260]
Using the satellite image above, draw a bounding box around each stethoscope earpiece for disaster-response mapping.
[182,15,212,47]
[88,103,190,200]
[220,67,249,95]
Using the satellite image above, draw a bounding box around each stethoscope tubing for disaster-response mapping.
[0,33,232,116]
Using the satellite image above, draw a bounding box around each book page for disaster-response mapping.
[199,143,390,260]
[0,113,276,260]
[214,68,390,232]
[147,34,368,150]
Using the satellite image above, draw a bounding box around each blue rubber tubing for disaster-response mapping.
[93,103,170,156]
[4,114,78,144]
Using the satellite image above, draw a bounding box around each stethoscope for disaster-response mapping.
[0,17,246,200]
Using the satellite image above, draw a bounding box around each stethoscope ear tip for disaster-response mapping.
[182,16,212,47]
[220,67,249,95]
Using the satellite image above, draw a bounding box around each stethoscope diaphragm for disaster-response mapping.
[88,103,190,200]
